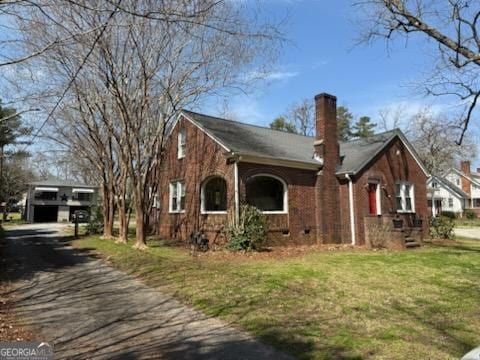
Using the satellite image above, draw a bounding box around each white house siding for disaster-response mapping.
[430,185,464,213]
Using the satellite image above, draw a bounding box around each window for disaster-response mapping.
[246,174,287,213]
[177,129,186,159]
[473,198,480,208]
[169,181,185,213]
[73,193,92,202]
[34,191,57,201]
[448,198,453,208]
[201,177,227,213]
[456,178,460,186]
[396,182,415,213]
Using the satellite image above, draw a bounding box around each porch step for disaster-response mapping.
[405,241,421,248]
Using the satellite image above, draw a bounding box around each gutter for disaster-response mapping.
[345,173,356,246]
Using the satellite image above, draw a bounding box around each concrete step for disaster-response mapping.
[404,237,415,242]
[406,241,421,248]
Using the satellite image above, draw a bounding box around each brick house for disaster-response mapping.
[156,93,430,248]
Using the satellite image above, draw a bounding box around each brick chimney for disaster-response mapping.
[460,160,471,195]
[314,93,341,244]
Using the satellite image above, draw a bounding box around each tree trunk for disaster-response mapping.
[101,183,114,239]
[116,194,127,244]
[133,185,147,249]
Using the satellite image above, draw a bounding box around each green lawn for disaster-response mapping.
[71,236,480,359]
[2,212,26,226]
[455,218,480,227]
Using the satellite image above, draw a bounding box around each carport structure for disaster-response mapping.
[25,180,98,223]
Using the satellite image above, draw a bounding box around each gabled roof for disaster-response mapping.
[179,110,429,176]
[428,175,469,198]
[444,168,480,187]
[29,179,98,188]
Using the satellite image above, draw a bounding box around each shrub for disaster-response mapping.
[465,209,477,220]
[224,205,267,251]
[86,205,103,235]
[440,211,457,219]
[429,216,454,240]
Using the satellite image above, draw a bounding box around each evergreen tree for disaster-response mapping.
[269,116,297,134]
[352,116,376,138]
[337,106,353,141]
[0,101,32,219]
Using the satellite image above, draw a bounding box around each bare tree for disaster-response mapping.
[377,104,411,134]
[285,98,314,136]
[409,109,477,174]
[356,0,480,143]
[15,0,283,249]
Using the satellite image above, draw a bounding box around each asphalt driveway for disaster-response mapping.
[1,224,292,360]
[455,227,480,240]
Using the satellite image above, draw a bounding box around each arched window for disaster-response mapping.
[245,175,287,213]
[201,177,227,213]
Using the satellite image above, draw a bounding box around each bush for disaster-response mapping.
[86,205,103,235]
[429,216,454,240]
[224,205,267,251]
[465,209,477,220]
[440,211,457,219]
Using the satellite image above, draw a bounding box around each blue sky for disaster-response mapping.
[207,0,479,168]
[222,0,439,122]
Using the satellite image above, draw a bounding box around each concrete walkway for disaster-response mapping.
[2,224,293,360]
[455,227,480,240]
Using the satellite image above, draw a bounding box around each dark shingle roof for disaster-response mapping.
[182,110,406,175]
[30,179,97,188]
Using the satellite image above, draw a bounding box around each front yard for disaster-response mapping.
[72,236,480,359]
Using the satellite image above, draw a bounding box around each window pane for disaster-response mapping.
[396,197,402,211]
[395,183,401,196]
[246,176,285,211]
[405,198,412,211]
[204,177,227,211]
[34,191,57,201]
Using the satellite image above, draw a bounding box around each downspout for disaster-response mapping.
[345,173,356,246]
[233,157,240,226]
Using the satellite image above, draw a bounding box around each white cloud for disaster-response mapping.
[244,69,299,82]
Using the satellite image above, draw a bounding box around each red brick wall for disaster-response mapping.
[314,94,341,243]
[340,137,428,245]
[461,161,472,195]
[238,162,318,245]
[157,116,427,248]
[157,115,233,245]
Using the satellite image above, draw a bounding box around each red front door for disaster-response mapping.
[368,183,377,215]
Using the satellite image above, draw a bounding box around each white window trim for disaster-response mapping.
[396,181,415,213]
[177,129,186,159]
[376,183,382,215]
[200,176,228,215]
[247,173,288,214]
[169,181,185,213]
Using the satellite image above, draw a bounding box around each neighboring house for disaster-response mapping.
[26,180,98,223]
[156,93,429,248]
[443,162,480,217]
[427,175,469,216]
